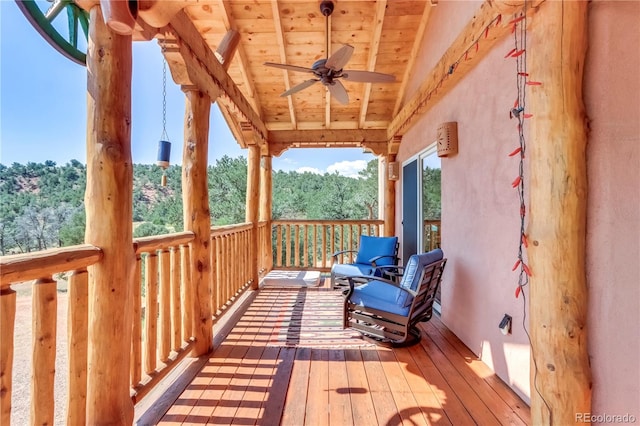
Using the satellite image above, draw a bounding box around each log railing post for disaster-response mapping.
[31,277,57,425]
[85,5,134,423]
[144,253,158,374]
[260,154,273,272]
[527,1,591,424]
[67,269,89,425]
[0,288,16,425]
[180,244,192,341]
[182,88,213,356]
[246,145,260,289]
[381,154,396,237]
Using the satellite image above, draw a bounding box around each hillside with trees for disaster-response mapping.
[0,157,380,255]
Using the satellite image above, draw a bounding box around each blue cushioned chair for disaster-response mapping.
[343,249,446,346]
[330,235,399,288]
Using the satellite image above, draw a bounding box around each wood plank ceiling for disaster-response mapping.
[142,1,434,156]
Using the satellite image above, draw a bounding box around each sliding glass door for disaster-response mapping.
[402,144,442,303]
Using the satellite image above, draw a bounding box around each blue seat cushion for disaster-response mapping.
[349,280,412,317]
[332,263,376,277]
[354,235,398,266]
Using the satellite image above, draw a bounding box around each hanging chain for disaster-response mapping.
[161,51,169,141]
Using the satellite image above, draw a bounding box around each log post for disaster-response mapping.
[260,154,273,272]
[246,145,260,289]
[85,5,134,424]
[527,1,591,424]
[0,288,16,425]
[182,88,213,356]
[383,155,396,237]
[31,277,57,425]
[67,269,88,425]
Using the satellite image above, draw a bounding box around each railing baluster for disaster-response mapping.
[210,237,218,319]
[131,257,142,387]
[159,249,171,362]
[171,247,181,351]
[32,277,57,425]
[321,224,327,268]
[68,269,88,425]
[285,225,292,267]
[276,225,283,267]
[293,225,299,267]
[303,225,309,268]
[0,287,16,425]
[144,253,158,374]
[329,225,335,266]
[215,237,223,314]
[181,244,192,341]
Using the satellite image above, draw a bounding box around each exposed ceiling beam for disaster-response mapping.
[270,0,298,129]
[358,0,387,127]
[168,10,268,143]
[269,129,387,144]
[388,0,545,139]
[216,0,262,115]
[392,2,433,116]
[268,129,388,156]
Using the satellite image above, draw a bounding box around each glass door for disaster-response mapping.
[420,146,442,307]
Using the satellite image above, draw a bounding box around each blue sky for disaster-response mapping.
[0,2,374,176]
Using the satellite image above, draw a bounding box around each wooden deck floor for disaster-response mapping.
[155,286,530,426]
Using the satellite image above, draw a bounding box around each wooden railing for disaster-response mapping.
[210,223,255,316]
[0,244,103,425]
[271,220,385,271]
[130,231,195,403]
[423,219,442,252]
[0,222,264,424]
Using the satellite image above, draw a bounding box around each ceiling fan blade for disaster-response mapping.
[342,70,396,83]
[281,79,319,97]
[327,80,349,104]
[326,44,354,71]
[264,62,315,74]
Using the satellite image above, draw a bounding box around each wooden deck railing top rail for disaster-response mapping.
[0,244,103,288]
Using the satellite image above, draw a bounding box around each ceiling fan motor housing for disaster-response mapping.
[320,1,334,17]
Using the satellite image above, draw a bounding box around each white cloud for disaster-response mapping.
[326,160,368,178]
[296,166,323,175]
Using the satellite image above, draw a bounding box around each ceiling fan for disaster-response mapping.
[264,0,395,104]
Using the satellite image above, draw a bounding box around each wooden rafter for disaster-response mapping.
[216,0,262,116]
[270,0,298,129]
[392,2,433,117]
[388,0,544,139]
[167,10,268,143]
[358,0,387,127]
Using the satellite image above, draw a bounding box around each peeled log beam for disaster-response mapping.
[527,1,591,424]
[388,0,544,139]
[182,89,213,356]
[246,145,260,290]
[85,6,134,424]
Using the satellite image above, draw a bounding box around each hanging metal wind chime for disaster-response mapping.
[157,52,171,187]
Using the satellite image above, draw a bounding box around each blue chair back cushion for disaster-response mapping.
[354,235,398,266]
[398,249,443,306]
[351,249,444,313]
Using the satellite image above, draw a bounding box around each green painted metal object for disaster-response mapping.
[15,0,89,66]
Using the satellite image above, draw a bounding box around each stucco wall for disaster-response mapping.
[584,0,640,419]
[395,0,640,414]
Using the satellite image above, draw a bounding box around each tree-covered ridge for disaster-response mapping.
[0,157,380,255]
